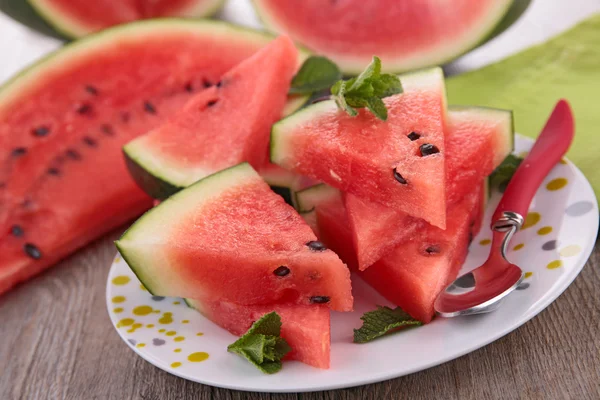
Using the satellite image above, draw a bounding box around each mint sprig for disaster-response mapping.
[331,56,402,121]
[489,154,523,193]
[354,306,421,343]
[227,312,291,374]
[290,56,342,95]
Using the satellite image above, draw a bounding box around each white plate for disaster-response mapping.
[106,135,598,392]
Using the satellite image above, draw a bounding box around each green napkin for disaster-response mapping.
[447,13,600,197]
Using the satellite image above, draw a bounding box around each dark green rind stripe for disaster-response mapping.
[123,150,183,200]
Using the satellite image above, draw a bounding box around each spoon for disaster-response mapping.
[434,99,575,317]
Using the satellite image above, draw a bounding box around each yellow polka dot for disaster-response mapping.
[117,318,135,328]
[196,332,204,337]
[174,348,182,353]
[114,255,122,263]
[159,329,166,333]
[522,212,540,229]
[136,343,146,348]
[479,239,491,246]
[559,158,567,165]
[113,307,124,314]
[513,243,525,251]
[159,312,173,325]
[166,331,177,336]
[112,296,126,304]
[546,178,568,191]
[133,305,153,316]
[182,320,189,324]
[537,226,553,235]
[171,362,182,368]
[173,301,181,305]
[140,284,147,291]
[559,244,581,257]
[127,323,143,333]
[188,352,209,362]
[547,260,563,270]
[146,324,155,328]
[112,275,130,285]
[524,272,533,278]
[174,336,185,342]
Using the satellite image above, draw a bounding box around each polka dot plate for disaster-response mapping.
[107,135,598,393]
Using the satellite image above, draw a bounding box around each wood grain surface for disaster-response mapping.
[1,226,598,400]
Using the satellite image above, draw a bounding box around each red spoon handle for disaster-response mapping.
[493,99,575,223]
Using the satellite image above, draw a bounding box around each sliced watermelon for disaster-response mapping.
[0,20,308,296]
[116,163,353,311]
[346,106,513,269]
[124,35,298,199]
[185,298,330,369]
[252,0,513,74]
[28,0,224,38]
[272,67,449,228]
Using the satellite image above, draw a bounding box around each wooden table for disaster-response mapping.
[1,227,599,400]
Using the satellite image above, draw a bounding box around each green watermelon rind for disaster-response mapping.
[251,0,516,74]
[115,162,256,295]
[26,0,227,39]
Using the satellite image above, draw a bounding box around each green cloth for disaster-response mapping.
[447,13,600,197]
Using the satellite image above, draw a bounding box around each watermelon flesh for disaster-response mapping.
[0,20,307,296]
[252,0,513,74]
[116,163,353,312]
[346,106,513,269]
[185,297,330,369]
[28,0,224,37]
[124,35,298,199]
[272,68,448,229]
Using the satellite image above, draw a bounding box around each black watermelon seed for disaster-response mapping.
[83,136,97,147]
[76,103,92,114]
[407,132,420,141]
[425,245,441,254]
[184,82,194,92]
[419,143,440,157]
[11,225,24,237]
[120,112,130,123]
[202,79,212,88]
[12,147,27,157]
[66,149,81,160]
[24,243,42,260]
[216,80,223,88]
[32,126,50,137]
[306,241,327,251]
[101,124,114,136]
[273,266,291,277]
[85,85,98,95]
[310,296,330,304]
[144,101,157,114]
[207,100,218,107]
[47,167,60,176]
[393,168,407,184]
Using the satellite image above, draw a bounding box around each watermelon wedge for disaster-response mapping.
[272,67,449,228]
[28,0,224,38]
[185,298,330,369]
[347,106,513,269]
[252,0,513,74]
[0,20,308,296]
[124,35,298,199]
[116,163,353,311]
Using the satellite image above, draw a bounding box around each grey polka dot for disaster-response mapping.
[151,296,165,301]
[516,282,530,291]
[127,339,137,346]
[566,201,594,217]
[542,240,559,251]
[152,338,166,346]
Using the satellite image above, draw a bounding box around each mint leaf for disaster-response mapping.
[227,312,291,374]
[354,306,421,343]
[331,56,403,120]
[290,56,342,95]
[489,154,523,193]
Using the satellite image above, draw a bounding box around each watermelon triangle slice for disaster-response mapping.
[271,68,448,228]
[124,35,299,199]
[347,106,513,269]
[116,163,353,312]
[185,297,331,369]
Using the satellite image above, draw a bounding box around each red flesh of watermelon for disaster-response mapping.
[0,22,300,296]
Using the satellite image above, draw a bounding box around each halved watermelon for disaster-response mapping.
[0,20,308,296]
[116,163,353,311]
[28,0,224,38]
[124,35,298,199]
[272,67,449,229]
[185,298,330,369]
[251,0,513,74]
[346,106,513,269]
